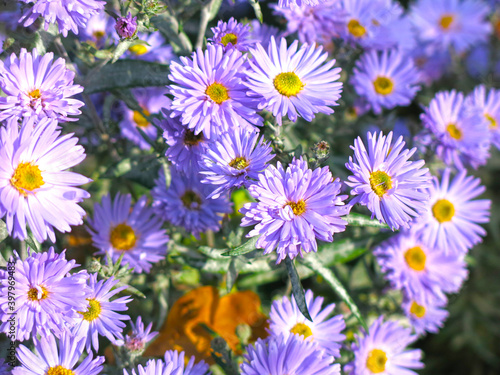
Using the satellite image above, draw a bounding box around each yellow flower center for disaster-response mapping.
[110,223,137,251]
[133,109,151,128]
[485,113,497,128]
[129,44,148,55]
[439,14,454,30]
[229,157,249,170]
[11,162,45,194]
[432,199,455,223]
[93,30,105,39]
[369,170,392,198]
[27,286,49,301]
[29,89,42,99]
[181,190,202,209]
[46,366,75,375]
[290,322,313,338]
[284,200,306,216]
[220,33,238,47]
[206,83,230,104]
[273,72,304,97]
[404,246,426,271]
[79,298,102,321]
[373,76,394,96]
[446,123,462,140]
[184,130,204,146]
[366,349,388,373]
[410,301,426,318]
[347,19,366,38]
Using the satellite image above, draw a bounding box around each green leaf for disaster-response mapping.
[285,257,312,321]
[344,213,390,228]
[208,0,224,21]
[302,254,367,331]
[111,39,139,63]
[222,236,258,256]
[150,14,192,54]
[247,0,263,23]
[25,234,41,252]
[81,60,170,94]
[226,258,238,293]
[0,219,8,243]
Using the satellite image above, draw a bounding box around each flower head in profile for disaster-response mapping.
[241,333,341,375]
[72,274,132,352]
[240,158,349,263]
[345,131,432,230]
[0,48,84,122]
[152,168,232,239]
[164,350,210,375]
[268,290,345,358]
[169,44,262,139]
[249,20,285,49]
[13,332,104,375]
[199,128,274,199]
[346,316,424,375]
[245,37,342,126]
[0,248,89,341]
[88,193,169,274]
[126,360,184,375]
[0,117,91,243]
[19,0,105,37]
[351,49,420,114]
[465,85,500,150]
[209,17,255,52]
[414,168,490,254]
[117,316,158,353]
[402,296,449,336]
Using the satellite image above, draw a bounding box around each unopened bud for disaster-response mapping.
[115,13,138,39]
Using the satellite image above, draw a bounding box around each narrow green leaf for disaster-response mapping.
[116,282,146,298]
[222,236,258,256]
[226,258,238,293]
[302,254,367,331]
[285,257,312,322]
[25,234,41,252]
[208,0,224,21]
[111,39,138,63]
[150,14,192,54]
[344,213,389,228]
[0,219,8,243]
[247,0,263,23]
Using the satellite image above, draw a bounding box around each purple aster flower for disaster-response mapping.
[413,168,490,254]
[119,88,167,150]
[199,128,274,199]
[88,193,169,274]
[465,85,500,149]
[278,0,332,8]
[410,0,492,53]
[80,11,116,48]
[0,359,9,375]
[345,131,432,230]
[402,296,449,336]
[240,158,349,263]
[351,49,420,114]
[0,48,84,122]
[209,17,256,52]
[0,248,90,341]
[126,32,175,64]
[241,333,341,375]
[249,20,285,49]
[19,0,105,37]
[420,90,490,169]
[374,230,468,303]
[115,12,138,39]
[152,168,232,239]
[116,316,158,353]
[0,117,91,243]
[245,37,342,126]
[158,102,210,174]
[169,44,263,139]
[268,289,345,358]
[410,43,451,85]
[13,332,104,375]
[72,274,132,352]
[164,350,210,375]
[125,359,183,375]
[346,316,424,375]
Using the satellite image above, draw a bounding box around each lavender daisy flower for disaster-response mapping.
[0,48,84,122]
[465,85,500,150]
[164,351,210,375]
[13,332,104,375]
[413,168,491,254]
[19,0,105,37]
[268,290,346,358]
[115,12,138,39]
[241,333,341,375]
[199,128,274,199]
[169,44,262,139]
[374,230,468,302]
[125,360,183,375]
[346,316,424,375]
[88,193,169,274]
[0,248,90,341]
[117,316,158,353]
[240,158,349,263]
[80,11,116,48]
[421,90,490,169]
[410,0,492,53]
[209,17,256,52]
[152,168,232,239]
[126,32,175,64]
[0,117,91,243]
[351,49,420,114]
[410,43,451,85]
[249,20,285,49]
[345,131,432,230]
[245,37,342,126]
[402,296,449,336]
[72,274,132,352]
